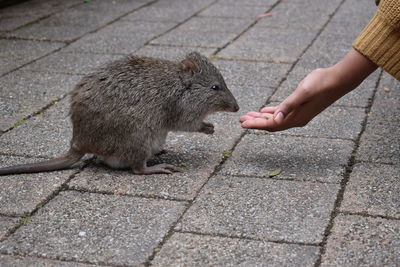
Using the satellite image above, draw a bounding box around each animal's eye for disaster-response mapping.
[211,85,220,90]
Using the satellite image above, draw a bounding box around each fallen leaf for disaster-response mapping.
[256,12,275,19]
[268,168,282,177]
[383,87,391,92]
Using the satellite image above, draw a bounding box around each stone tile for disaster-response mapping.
[123,0,211,23]
[358,130,400,165]
[63,20,178,54]
[62,34,147,55]
[0,0,80,31]
[69,150,221,201]
[21,52,122,75]
[0,255,92,267]
[175,16,254,33]
[255,3,332,30]
[179,175,340,244]
[358,74,400,164]
[152,232,320,266]
[0,216,20,239]
[321,215,400,266]
[0,191,186,266]
[213,60,291,88]
[0,155,73,216]
[96,20,177,37]
[0,71,81,131]
[221,134,353,183]
[165,84,272,153]
[0,57,26,77]
[199,4,269,18]
[7,0,152,41]
[134,45,216,61]
[271,105,366,140]
[340,163,400,218]
[218,27,316,63]
[151,30,237,48]
[0,99,72,158]
[0,39,64,74]
[217,0,278,6]
[8,23,92,42]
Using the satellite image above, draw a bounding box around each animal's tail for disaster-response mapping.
[0,149,84,175]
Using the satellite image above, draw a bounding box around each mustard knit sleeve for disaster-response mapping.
[353,0,400,80]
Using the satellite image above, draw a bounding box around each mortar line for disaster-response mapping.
[339,211,400,221]
[176,230,322,247]
[314,69,384,267]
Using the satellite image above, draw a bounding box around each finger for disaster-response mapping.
[239,114,254,122]
[260,106,277,113]
[241,117,274,130]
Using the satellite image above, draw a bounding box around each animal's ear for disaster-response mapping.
[180,59,199,76]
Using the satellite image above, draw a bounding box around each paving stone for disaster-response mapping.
[7,0,151,41]
[63,20,178,54]
[271,68,380,108]
[321,215,400,266]
[358,73,400,164]
[0,216,20,239]
[71,0,151,17]
[0,70,81,132]
[22,52,122,75]
[220,134,353,183]
[123,0,210,23]
[95,20,177,37]
[151,30,237,48]
[213,60,291,88]
[152,232,320,266]
[0,155,73,216]
[174,16,254,33]
[255,3,331,30]
[218,27,316,63]
[0,0,80,31]
[217,0,278,6]
[0,255,92,267]
[268,105,366,140]
[134,45,216,60]
[0,191,186,266]
[8,23,92,42]
[340,163,400,218]
[199,4,269,18]
[165,84,272,153]
[0,39,64,73]
[178,175,340,244]
[0,99,72,158]
[0,57,25,77]
[62,34,147,55]
[69,150,221,201]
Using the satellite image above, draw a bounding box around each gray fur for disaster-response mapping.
[0,52,239,175]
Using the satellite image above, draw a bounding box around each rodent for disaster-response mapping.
[0,52,239,175]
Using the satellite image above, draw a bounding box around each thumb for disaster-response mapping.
[273,90,305,123]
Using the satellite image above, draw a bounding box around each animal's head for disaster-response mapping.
[178,52,239,115]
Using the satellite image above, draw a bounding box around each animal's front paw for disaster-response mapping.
[199,122,214,134]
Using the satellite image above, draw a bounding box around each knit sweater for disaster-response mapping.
[353,0,400,80]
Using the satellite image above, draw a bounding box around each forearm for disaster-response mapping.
[327,48,378,99]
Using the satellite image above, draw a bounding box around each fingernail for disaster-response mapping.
[275,112,284,123]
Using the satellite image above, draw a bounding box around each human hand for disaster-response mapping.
[240,49,377,132]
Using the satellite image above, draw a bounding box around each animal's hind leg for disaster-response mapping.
[132,163,182,175]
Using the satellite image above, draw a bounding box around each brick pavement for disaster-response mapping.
[0,0,399,266]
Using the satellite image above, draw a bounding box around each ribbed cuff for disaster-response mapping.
[353,11,400,80]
